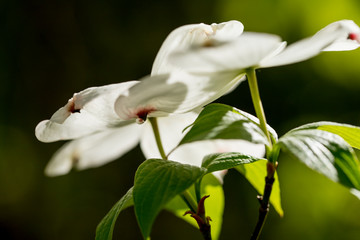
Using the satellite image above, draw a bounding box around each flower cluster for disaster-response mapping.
[35,20,360,177]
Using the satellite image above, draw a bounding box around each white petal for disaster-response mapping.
[45,123,142,176]
[321,20,360,51]
[151,20,244,75]
[322,41,360,51]
[114,71,243,121]
[140,112,199,159]
[260,20,360,68]
[36,81,138,142]
[115,74,188,120]
[223,74,247,95]
[171,71,245,114]
[170,32,283,73]
[151,24,212,75]
[210,20,244,42]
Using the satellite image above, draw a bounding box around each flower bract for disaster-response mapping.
[170,20,360,73]
[36,81,264,177]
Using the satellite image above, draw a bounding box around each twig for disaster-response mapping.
[250,162,276,240]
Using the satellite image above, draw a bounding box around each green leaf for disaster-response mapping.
[133,158,206,239]
[202,152,264,173]
[318,125,360,150]
[278,128,360,198]
[95,187,134,240]
[165,174,224,240]
[292,121,360,150]
[236,160,283,216]
[179,103,276,146]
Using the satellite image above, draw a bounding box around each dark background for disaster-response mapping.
[1,0,360,239]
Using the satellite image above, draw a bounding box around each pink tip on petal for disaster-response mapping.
[67,97,81,113]
[348,33,360,42]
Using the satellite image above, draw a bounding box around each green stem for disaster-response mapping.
[245,68,272,149]
[181,190,198,213]
[195,179,202,203]
[246,69,278,240]
[148,117,167,160]
[148,117,198,213]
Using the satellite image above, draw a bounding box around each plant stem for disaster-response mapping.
[245,68,272,149]
[181,190,198,214]
[148,117,167,160]
[250,162,276,240]
[246,69,277,240]
[148,117,198,213]
[201,229,212,240]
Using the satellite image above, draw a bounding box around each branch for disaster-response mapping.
[250,162,276,240]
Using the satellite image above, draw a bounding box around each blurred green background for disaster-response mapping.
[1,0,360,239]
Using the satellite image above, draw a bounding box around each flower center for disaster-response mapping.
[134,107,156,124]
[202,39,215,47]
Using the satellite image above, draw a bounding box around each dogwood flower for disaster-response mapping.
[151,20,244,75]
[36,20,275,177]
[114,71,242,121]
[169,20,360,74]
[36,81,264,176]
[114,20,247,119]
[113,20,360,119]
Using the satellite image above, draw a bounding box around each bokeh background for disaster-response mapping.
[1,0,360,239]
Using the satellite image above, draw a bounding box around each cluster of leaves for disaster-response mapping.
[96,103,360,239]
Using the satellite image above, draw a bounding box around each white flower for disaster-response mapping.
[35,20,266,177]
[36,82,264,177]
[152,20,244,75]
[35,82,140,176]
[35,82,138,142]
[114,20,247,119]
[170,20,360,73]
[114,71,242,121]
[116,20,360,119]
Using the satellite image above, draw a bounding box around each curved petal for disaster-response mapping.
[151,20,244,75]
[114,71,244,121]
[210,20,244,42]
[151,24,212,75]
[170,32,283,73]
[36,81,138,142]
[323,39,360,51]
[260,20,360,68]
[114,74,188,120]
[45,123,142,176]
[321,20,360,51]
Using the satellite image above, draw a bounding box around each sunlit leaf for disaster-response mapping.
[318,125,360,150]
[95,187,134,240]
[202,152,264,173]
[133,158,206,239]
[165,174,224,240]
[278,128,360,199]
[179,103,276,146]
[293,121,360,150]
[236,160,283,216]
